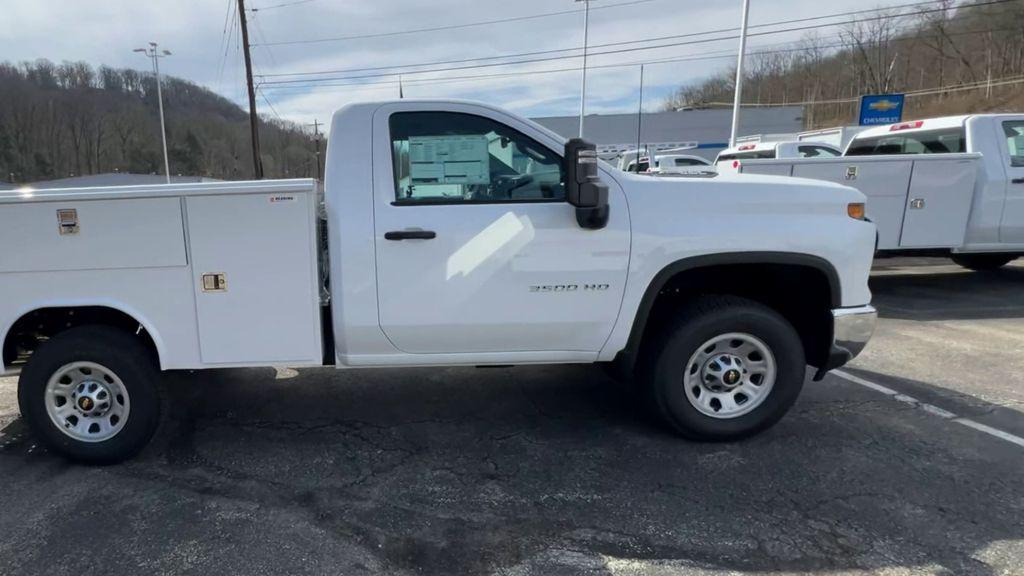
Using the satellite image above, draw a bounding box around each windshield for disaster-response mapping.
[846,128,966,156]
[718,150,776,161]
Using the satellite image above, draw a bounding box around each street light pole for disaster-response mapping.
[729,0,751,148]
[134,43,172,184]
[576,0,590,138]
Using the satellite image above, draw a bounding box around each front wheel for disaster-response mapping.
[18,326,161,464]
[951,253,1017,271]
[641,296,806,441]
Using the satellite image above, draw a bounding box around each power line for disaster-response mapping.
[259,1,1015,87]
[253,0,662,47]
[257,87,284,121]
[258,24,1012,94]
[215,0,237,91]
[250,12,279,67]
[702,73,1024,107]
[256,0,929,78]
[259,0,943,79]
[249,0,315,12]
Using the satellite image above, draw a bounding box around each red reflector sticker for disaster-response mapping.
[733,160,740,169]
[890,121,924,131]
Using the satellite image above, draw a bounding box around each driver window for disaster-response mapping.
[1004,121,1024,167]
[389,111,565,204]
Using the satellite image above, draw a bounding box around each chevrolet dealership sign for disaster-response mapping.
[859,94,906,126]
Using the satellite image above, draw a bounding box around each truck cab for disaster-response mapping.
[0,99,878,463]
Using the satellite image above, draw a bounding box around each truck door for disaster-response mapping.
[999,119,1024,243]
[371,106,630,355]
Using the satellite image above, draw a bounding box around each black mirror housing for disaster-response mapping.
[564,138,610,230]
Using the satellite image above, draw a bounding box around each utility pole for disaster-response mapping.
[576,0,591,138]
[237,0,264,179]
[307,120,323,181]
[635,65,644,173]
[729,0,751,148]
[133,43,172,184]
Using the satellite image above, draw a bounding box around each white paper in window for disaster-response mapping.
[409,135,490,185]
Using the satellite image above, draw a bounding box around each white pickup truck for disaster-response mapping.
[625,154,712,174]
[0,100,877,463]
[733,115,1024,269]
[717,141,844,166]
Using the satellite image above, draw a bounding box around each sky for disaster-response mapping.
[1,0,917,126]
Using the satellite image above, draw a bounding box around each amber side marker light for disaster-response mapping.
[848,203,866,220]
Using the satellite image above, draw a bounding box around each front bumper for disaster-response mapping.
[814,305,878,380]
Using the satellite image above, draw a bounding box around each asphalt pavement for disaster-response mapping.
[1,258,1022,576]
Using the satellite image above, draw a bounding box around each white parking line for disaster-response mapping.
[833,369,1024,450]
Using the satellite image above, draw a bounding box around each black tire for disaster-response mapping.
[640,295,806,441]
[17,326,161,464]
[951,254,1016,271]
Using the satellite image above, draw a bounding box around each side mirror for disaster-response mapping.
[564,138,610,230]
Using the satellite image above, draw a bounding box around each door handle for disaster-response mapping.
[384,230,437,241]
[1012,178,1024,184]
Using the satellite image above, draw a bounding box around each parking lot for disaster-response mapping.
[1,258,1022,576]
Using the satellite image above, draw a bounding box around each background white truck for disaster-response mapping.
[0,100,877,463]
[716,141,843,166]
[731,115,1024,269]
[624,153,712,174]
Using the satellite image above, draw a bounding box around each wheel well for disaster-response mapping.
[627,261,836,371]
[2,307,159,370]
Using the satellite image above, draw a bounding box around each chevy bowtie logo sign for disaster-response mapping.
[868,99,901,112]
[859,94,905,126]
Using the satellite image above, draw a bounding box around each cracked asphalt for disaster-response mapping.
[1,258,1023,575]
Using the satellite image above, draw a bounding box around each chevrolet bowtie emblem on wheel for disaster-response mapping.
[79,397,93,411]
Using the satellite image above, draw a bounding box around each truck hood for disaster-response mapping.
[606,167,877,311]
[609,169,866,211]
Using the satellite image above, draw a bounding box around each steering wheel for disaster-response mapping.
[491,174,535,198]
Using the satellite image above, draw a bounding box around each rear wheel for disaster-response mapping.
[640,296,806,441]
[951,253,1016,271]
[18,326,161,464]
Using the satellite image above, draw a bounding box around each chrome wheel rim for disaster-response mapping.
[683,333,776,419]
[45,362,130,443]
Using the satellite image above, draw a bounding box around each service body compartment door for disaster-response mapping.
[186,191,322,365]
[899,159,978,248]
[0,197,186,273]
[792,160,912,250]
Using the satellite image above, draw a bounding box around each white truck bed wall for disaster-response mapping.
[0,180,323,371]
[738,155,982,250]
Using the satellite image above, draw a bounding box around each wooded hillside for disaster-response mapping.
[0,60,317,183]
[664,0,1024,128]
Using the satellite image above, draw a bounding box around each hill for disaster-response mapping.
[0,60,316,183]
[663,0,1024,129]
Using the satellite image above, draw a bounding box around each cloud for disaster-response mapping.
[3,0,916,124]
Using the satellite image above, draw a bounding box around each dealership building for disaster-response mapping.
[533,106,804,161]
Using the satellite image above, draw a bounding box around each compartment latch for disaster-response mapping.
[57,209,79,235]
[202,273,227,292]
